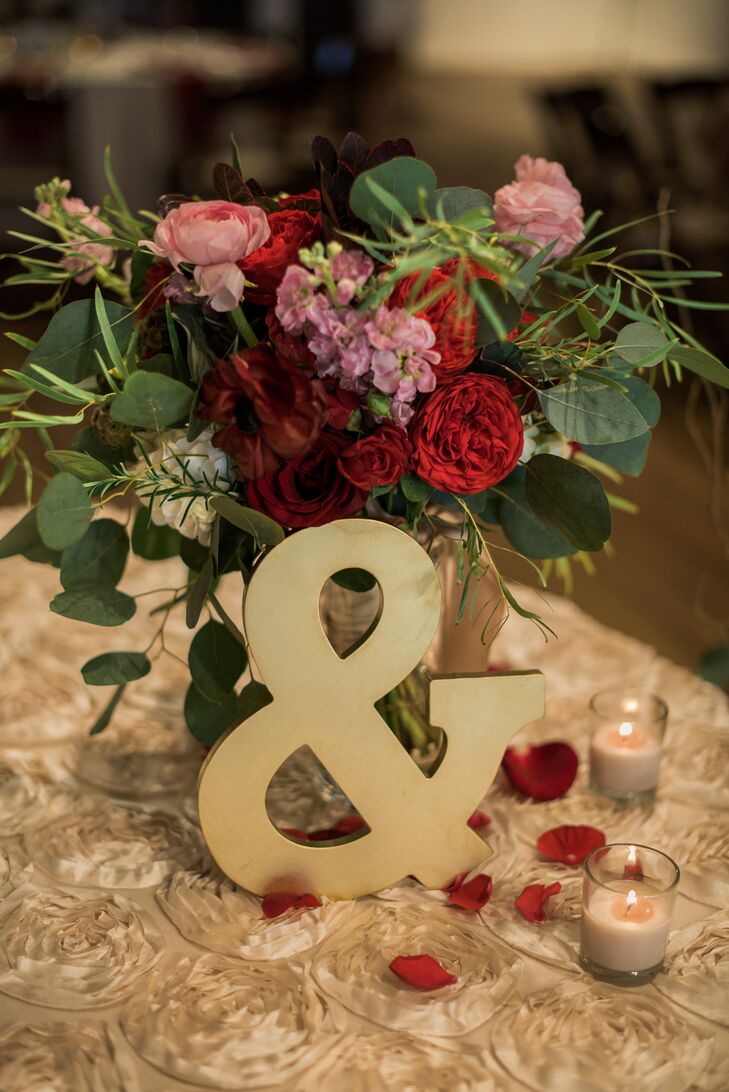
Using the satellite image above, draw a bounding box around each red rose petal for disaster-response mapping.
[502,741,578,801]
[448,873,493,911]
[262,892,321,919]
[515,881,562,923]
[536,824,606,866]
[280,827,310,840]
[306,815,366,840]
[389,954,457,990]
[467,810,491,830]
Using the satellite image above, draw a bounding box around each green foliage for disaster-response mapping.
[427,186,493,223]
[470,279,521,345]
[81,651,150,686]
[582,433,651,476]
[525,454,611,552]
[71,427,134,468]
[400,474,434,505]
[0,508,60,565]
[131,508,181,560]
[89,684,126,735]
[37,473,93,550]
[186,556,213,628]
[110,371,193,429]
[184,682,239,747]
[349,157,437,237]
[538,378,649,445]
[210,495,284,545]
[46,449,110,482]
[60,519,129,589]
[613,321,670,367]
[189,619,247,704]
[669,347,729,389]
[23,299,133,383]
[331,568,378,592]
[50,585,136,626]
[497,468,577,559]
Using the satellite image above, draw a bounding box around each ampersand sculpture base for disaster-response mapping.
[198,519,544,900]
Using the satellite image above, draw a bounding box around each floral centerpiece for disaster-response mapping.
[1,133,726,745]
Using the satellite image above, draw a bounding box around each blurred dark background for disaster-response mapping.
[0,0,727,675]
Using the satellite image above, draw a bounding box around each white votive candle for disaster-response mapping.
[590,721,662,793]
[581,881,670,971]
[580,843,679,985]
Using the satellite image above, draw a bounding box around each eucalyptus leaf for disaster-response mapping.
[37,473,92,550]
[50,585,136,626]
[186,556,213,629]
[331,568,377,592]
[71,427,134,468]
[189,619,247,704]
[89,685,126,735]
[614,321,670,366]
[24,299,133,383]
[131,508,181,560]
[511,239,559,302]
[81,651,150,686]
[669,347,729,389]
[400,474,434,504]
[539,378,648,445]
[470,279,521,345]
[426,186,492,223]
[210,496,284,545]
[184,682,239,747]
[526,454,611,551]
[60,519,129,589]
[110,371,193,429]
[498,468,577,559]
[349,157,437,236]
[582,433,651,476]
[236,679,273,722]
[46,449,110,482]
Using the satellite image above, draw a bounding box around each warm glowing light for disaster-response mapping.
[68,34,103,64]
[624,697,639,714]
[618,721,633,739]
[626,888,637,909]
[627,845,637,866]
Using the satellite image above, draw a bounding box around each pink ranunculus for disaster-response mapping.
[140,200,270,312]
[494,154,585,259]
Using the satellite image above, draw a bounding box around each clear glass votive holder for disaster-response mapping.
[579,843,679,986]
[588,687,668,804]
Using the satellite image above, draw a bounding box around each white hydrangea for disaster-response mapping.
[520,423,572,464]
[136,428,234,546]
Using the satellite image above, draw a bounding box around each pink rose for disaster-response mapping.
[494,155,585,259]
[140,200,270,312]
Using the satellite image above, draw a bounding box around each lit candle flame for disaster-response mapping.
[618,721,633,739]
[624,698,639,714]
[626,888,638,913]
[627,845,637,866]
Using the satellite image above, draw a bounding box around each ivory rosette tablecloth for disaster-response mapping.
[0,507,727,1091]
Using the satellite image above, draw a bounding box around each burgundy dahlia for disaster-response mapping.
[198,346,327,480]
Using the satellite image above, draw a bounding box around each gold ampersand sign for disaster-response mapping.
[198,519,544,899]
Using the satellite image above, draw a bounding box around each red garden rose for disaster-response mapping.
[198,345,327,479]
[389,267,477,375]
[138,260,173,318]
[410,374,523,494]
[325,384,360,430]
[246,430,368,528]
[240,209,320,306]
[338,423,411,490]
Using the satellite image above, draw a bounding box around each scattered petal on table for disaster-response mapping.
[263,891,322,918]
[389,954,457,990]
[536,824,605,866]
[447,873,493,911]
[514,881,562,923]
[467,810,491,830]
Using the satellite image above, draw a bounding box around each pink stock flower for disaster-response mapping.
[37,183,114,285]
[275,265,319,333]
[494,155,585,259]
[331,249,374,304]
[140,200,270,312]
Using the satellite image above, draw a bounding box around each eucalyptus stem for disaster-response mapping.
[230,306,259,348]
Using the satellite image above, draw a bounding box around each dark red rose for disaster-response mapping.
[240,209,321,306]
[502,742,579,801]
[278,187,320,209]
[138,260,173,318]
[389,267,477,376]
[198,346,327,480]
[246,430,368,528]
[265,308,315,371]
[338,423,411,490]
[326,384,360,430]
[410,374,523,494]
